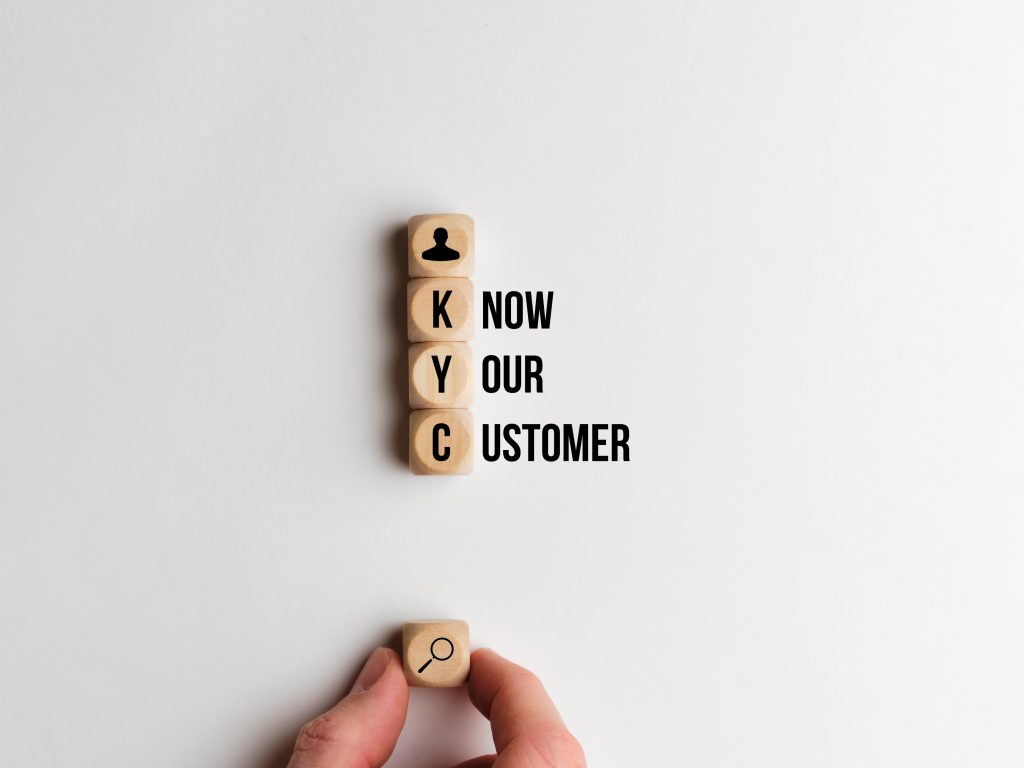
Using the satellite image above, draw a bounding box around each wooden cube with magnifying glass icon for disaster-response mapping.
[402,619,471,687]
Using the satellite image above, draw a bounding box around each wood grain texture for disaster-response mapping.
[402,619,471,687]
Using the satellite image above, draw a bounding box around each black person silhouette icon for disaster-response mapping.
[421,227,460,262]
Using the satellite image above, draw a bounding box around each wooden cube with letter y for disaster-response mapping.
[409,341,473,409]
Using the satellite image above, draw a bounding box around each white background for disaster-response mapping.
[2,1,1022,766]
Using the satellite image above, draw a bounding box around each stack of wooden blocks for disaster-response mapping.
[407,213,475,475]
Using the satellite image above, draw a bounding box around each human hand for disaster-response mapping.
[286,646,585,768]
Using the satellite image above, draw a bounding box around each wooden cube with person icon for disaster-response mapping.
[408,213,475,278]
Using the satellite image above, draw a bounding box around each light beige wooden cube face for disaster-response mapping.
[408,278,474,342]
[409,342,473,409]
[408,214,475,278]
[403,619,470,688]
[409,409,473,475]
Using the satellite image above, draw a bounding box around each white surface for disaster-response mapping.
[2,2,1023,766]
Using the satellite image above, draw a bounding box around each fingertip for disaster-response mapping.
[469,647,525,688]
[467,647,566,738]
[355,646,408,710]
[350,646,394,694]
[470,647,501,664]
[288,648,409,768]
[466,649,585,764]
[375,647,405,683]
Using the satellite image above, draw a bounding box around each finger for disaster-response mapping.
[451,757,497,768]
[287,647,409,768]
[468,649,586,768]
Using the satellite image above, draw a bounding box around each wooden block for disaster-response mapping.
[408,214,475,278]
[408,277,474,342]
[403,619,471,687]
[409,341,473,409]
[410,409,473,475]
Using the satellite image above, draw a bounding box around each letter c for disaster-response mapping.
[432,423,451,461]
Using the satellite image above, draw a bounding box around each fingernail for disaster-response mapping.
[351,647,390,694]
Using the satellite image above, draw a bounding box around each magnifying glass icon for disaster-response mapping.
[417,636,454,673]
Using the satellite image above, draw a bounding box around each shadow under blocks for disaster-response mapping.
[383,224,410,467]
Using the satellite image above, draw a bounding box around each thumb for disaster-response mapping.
[287,647,409,768]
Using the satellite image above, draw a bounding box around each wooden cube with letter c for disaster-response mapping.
[409,408,473,475]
